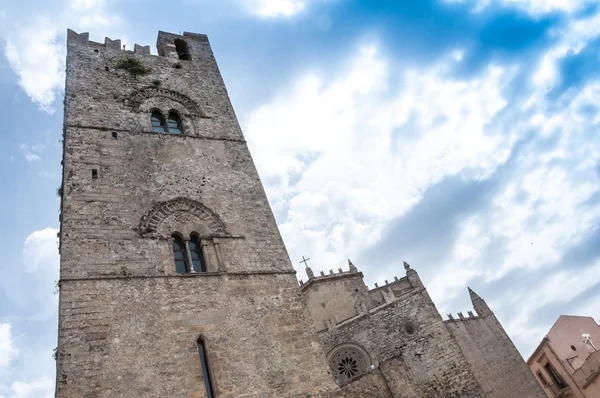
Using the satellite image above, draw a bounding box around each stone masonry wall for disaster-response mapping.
[339,369,393,398]
[318,283,485,398]
[302,273,368,332]
[57,30,340,397]
[445,315,547,398]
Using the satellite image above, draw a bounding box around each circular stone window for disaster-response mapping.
[328,345,369,383]
[402,321,417,335]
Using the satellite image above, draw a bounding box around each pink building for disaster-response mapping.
[528,315,600,397]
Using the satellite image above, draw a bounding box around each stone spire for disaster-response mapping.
[348,259,358,273]
[404,261,423,288]
[468,287,493,317]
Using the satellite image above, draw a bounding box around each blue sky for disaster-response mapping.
[1,0,600,395]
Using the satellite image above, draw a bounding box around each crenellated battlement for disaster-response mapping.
[67,29,150,55]
[300,259,422,292]
[445,287,493,323]
[66,29,212,60]
[299,259,361,289]
[369,274,409,292]
[445,310,478,322]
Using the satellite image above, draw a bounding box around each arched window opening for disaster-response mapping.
[172,234,188,274]
[174,39,191,61]
[197,338,215,398]
[189,234,206,272]
[151,110,166,133]
[167,112,182,134]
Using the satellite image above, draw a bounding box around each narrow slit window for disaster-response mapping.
[167,112,182,134]
[197,339,215,398]
[151,111,166,133]
[189,235,206,272]
[172,235,188,274]
[92,169,98,179]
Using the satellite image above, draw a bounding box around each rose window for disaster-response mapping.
[338,357,359,378]
[328,346,369,383]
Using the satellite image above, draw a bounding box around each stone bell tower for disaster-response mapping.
[56,30,339,397]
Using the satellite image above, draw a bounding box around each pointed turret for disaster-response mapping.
[348,259,358,273]
[404,261,423,288]
[468,287,493,317]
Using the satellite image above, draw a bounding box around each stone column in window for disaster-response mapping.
[212,238,226,272]
[200,239,211,272]
[184,237,195,273]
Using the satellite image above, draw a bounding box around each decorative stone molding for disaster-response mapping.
[125,86,205,117]
[140,197,229,238]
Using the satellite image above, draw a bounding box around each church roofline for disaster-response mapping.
[300,270,364,292]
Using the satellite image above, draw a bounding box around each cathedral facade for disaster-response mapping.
[55,29,545,398]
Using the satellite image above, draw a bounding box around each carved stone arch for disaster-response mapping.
[327,343,372,384]
[140,197,228,238]
[125,86,205,117]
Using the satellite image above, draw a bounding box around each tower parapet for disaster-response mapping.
[300,259,361,289]
[444,287,546,397]
[445,287,493,323]
[67,29,150,55]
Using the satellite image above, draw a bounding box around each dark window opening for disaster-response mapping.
[105,66,109,71]
[189,234,206,272]
[174,39,191,61]
[403,321,416,335]
[112,132,118,139]
[172,234,188,274]
[537,371,548,386]
[544,362,568,390]
[92,169,98,179]
[167,112,182,134]
[197,339,215,398]
[151,111,166,133]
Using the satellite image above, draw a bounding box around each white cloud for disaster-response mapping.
[23,228,59,274]
[444,0,596,16]
[4,20,65,114]
[21,228,60,320]
[424,9,600,355]
[241,0,313,17]
[0,323,17,368]
[69,0,105,10]
[3,377,54,398]
[0,0,122,113]
[245,44,513,277]
[245,9,600,355]
[0,229,59,397]
[19,144,45,162]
